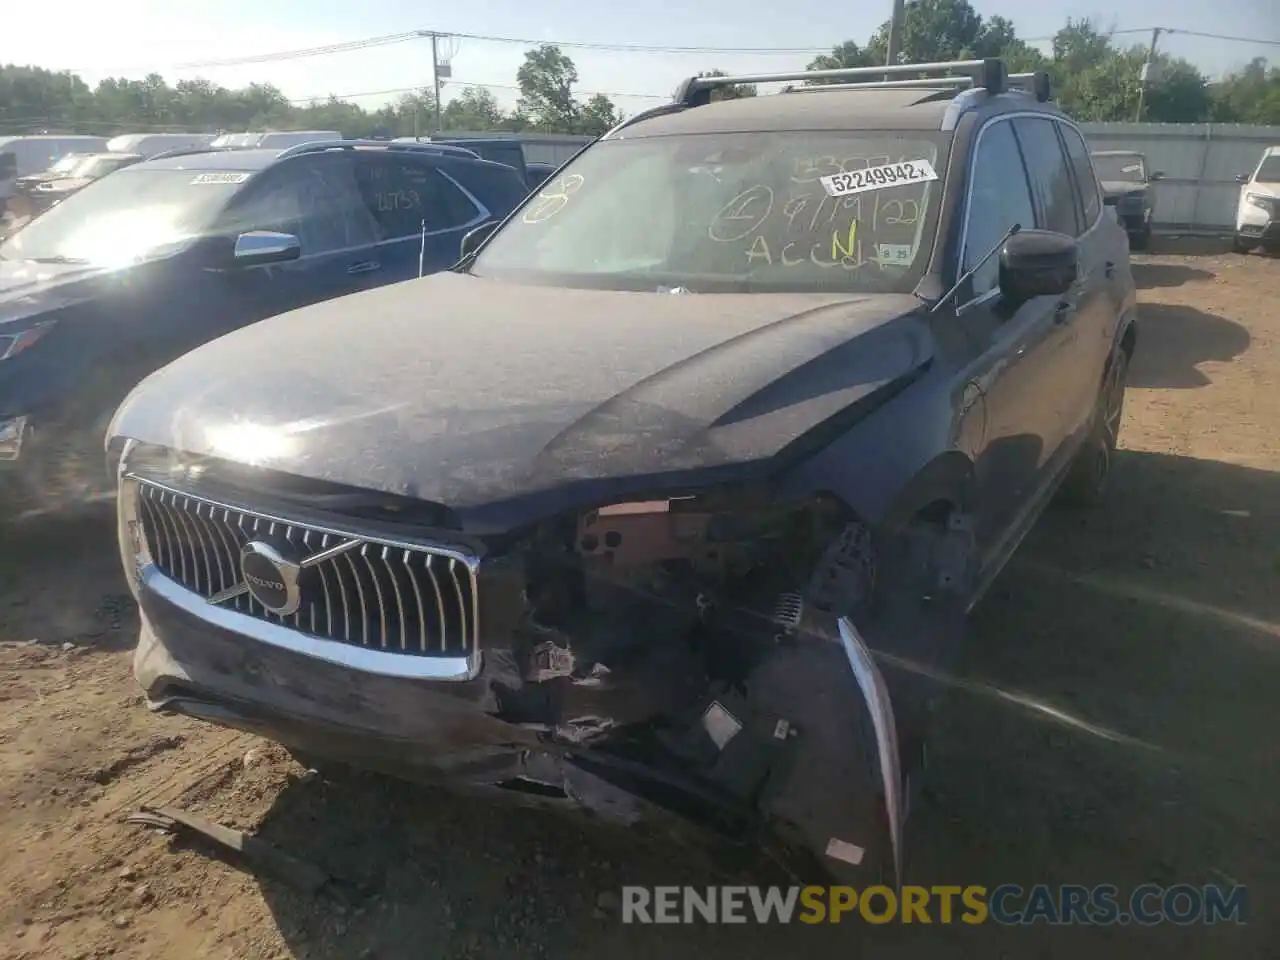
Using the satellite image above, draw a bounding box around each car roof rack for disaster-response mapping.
[781,69,1051,102]
[673,58,1051,106]
[274,139,481,161]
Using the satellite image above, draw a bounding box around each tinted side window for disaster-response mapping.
[964,120,1036,298]
[1012,118,1080,236]
[1059,123,1101,227]
[447,160,525,216]
[222,156,380,255]
[357,157,481,240]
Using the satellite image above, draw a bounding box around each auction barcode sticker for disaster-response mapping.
[820,159,937,198]
[190,172,251,185]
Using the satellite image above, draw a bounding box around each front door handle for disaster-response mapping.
[347,260,381,276]
[1104,261,1115,279]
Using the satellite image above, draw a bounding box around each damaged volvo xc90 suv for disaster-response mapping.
[108,59,1137,883]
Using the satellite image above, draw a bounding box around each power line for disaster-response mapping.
[288,79,668,105]
[64,32,422,73]
[55,23,1280,78]
[1159,28,1280,48]
[448,79,667,101]
[437,30,831,55]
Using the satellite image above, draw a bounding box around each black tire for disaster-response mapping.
[1060,348,1129,507]
[1233,235,1254,254]
[1129,225,1151,251]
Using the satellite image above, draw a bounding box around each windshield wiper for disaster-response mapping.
[451,250,479,274]
[27,255,90,264]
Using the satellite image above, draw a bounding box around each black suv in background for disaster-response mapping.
[110,60,1136,885]
[1091,149,1164,249]
[0,139,528,521]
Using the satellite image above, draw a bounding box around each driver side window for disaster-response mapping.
[219,156,381,256]
[963,120,1036,300]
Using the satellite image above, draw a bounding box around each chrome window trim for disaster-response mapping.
[118,474,482,682]
[954,111,1099,312]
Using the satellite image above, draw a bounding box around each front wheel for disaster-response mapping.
[1233,234,1254,254]
[1059,349,1129,507]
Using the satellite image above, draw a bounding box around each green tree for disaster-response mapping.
[576,93,621,135]
[1211,58,1280,124]
[516,45,581,131]
[806,40,880,83]
[441,87,506,131]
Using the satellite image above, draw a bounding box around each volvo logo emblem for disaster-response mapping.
[239,541,303,616]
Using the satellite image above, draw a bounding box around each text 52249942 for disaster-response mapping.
[821,159,938,199]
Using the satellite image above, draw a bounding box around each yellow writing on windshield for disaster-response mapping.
[831,220,857,261]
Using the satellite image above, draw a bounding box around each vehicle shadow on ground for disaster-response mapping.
[0,508,135,650]
[1127,304,1250,389]
[1130,261,1214,289]
[246,448,1280,960]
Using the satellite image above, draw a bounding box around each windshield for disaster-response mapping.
[0,167,248,265]
[1254,156,1280,183]
[1092,154,1146,182]
[46,154,86,175]
[473,131,947,294]
[67,156,131,179]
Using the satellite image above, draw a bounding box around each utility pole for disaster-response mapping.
[1134,27,1162,123]
[430,32,444,134]
[885,0,906,80]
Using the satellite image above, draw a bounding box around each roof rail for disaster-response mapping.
[674,58,1017,107]
[146,145,231,161]
[780,67,1052,103]
[274,139,481,161]
[599,102,691,139]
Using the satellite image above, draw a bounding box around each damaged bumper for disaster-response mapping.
[122,472,915,883]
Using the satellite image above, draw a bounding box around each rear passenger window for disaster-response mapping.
[1013,118,1080,236]
[963,120,1036,298]
[1059,124,1101,228]
[356,158,480,240]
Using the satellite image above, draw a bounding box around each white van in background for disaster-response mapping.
[254,130,341,148]
[105,133,215,158]
[1234,145,1280,254]
[0,135,109,206]
[209,132,259,148]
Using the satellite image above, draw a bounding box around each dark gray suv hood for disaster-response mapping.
[110,273,932,525]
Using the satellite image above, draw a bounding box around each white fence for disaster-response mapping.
[1080,122,1280,233]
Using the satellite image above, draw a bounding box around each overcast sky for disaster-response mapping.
[11,0,1280,114]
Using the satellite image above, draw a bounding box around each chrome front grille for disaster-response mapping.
[133,479,477,657]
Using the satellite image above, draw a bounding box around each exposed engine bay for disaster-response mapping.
[469,491,900,868]
[498,493,874,733]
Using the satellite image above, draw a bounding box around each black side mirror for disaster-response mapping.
[1234,174,1250,184]
[459,220,499,260]
[999,230,1078,302]
[1149,171,1165,181]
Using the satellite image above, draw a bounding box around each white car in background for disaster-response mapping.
[1234,146,1280,254]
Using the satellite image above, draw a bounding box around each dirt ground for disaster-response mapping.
[1,243,1278,960]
